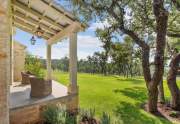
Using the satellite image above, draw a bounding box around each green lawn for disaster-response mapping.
[52,71,180,124]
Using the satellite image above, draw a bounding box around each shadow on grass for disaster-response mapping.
[114,102,172,124]
[113,76,144,84]
[113,87,147,102]
[113,87,172,124]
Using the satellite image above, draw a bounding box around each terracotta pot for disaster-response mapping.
[29,76,52,98]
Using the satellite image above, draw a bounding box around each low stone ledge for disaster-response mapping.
[10,93,78,124]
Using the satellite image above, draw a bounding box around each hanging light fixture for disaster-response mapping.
[36,26,44,38]
[30,35,36,45]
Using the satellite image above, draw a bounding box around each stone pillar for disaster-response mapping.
[0,0,11,124]
[46,44,52,80]
[68,32,78,94]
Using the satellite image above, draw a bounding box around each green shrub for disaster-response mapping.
[100,112,111,124]
[43,105,123,124]
[25,54,44,78]
[43,105,77,124]
[79,108,96,123]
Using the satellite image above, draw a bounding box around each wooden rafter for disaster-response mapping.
[13,17,52,38]
[48,22,82,44]
[41,0,75,23]
[13,11,57,35]
[12,0,64,30]
[11,0,85,43]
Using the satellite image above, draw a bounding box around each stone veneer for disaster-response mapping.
[13,41,26,82]
[0,0,11,124]
[10,94,78,124]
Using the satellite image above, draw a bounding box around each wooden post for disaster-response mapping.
[46,44,52,80]
[67,31,79,114]
[68,32,78,94]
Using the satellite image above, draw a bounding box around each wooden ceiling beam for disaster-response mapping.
[13,11,57,35]
[48,22,82,44]
[39,0,74,24]
[13,17,52,38]
[12,0,64,30]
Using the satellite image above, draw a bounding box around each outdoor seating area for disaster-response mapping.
[10,80,68,110]
[9,80,78,124]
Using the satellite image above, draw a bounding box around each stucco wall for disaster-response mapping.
[13,41,26,82]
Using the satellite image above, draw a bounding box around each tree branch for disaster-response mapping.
[167,32,180,38]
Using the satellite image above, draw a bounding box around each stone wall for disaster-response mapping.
[0,0,11,124]
[10,106,41,124]
[13,41,26,82]
[10,94,78,124]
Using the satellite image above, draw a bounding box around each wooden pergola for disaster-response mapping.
[11,0,85,87]
[0,0,85,124]
[12,0,85,42]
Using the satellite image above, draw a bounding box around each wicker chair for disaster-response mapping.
[21,71,33,85]
[29,76,52,98]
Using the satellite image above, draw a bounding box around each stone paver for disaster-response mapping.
[10,80,68,109]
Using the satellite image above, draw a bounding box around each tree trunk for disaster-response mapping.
[141,46,159,113]
[167,54,180,110]
[158,78,165,103]
[146,0,169,113]
[148,83,159,112]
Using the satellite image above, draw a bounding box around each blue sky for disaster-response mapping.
[13,21,109,60]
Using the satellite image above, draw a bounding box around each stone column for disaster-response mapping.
[68,32,78,94]
[0,0,11,124]
[46,44,52,80]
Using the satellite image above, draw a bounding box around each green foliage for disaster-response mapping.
[79,108,96,120]
[25,54,44,78]
[95,28,113,75]
[168,38,180,51]
[43,105,66,124]
[100,112,123,124]
[100,112,111,124]
[43,105,76,124]
[169,111,179,118]
[110,36,142,77]
[43,105,121,124]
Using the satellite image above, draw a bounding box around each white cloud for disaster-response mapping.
[29,34,103,59]
[77,35,102,48]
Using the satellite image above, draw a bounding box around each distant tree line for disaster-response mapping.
[40,35,144,77]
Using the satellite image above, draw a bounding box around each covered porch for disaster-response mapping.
[0,0,85,124]
[10,80,78,124]
[10,80,68,110]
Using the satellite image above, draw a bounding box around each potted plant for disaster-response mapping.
[25,54,52,98]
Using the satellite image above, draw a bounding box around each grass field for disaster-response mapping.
[52,71,180,124]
